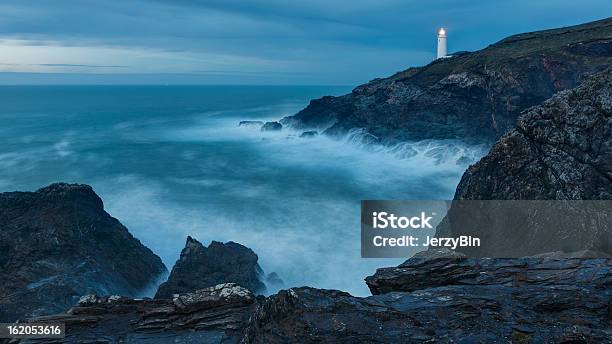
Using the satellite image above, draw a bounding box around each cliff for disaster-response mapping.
[282,18,612,144]
[0,183,167,322]
[435,67,612,257]
[455,67,612,200]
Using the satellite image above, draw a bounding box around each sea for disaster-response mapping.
[0,85,484,296]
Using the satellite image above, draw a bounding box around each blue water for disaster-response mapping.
[0,85,482,296]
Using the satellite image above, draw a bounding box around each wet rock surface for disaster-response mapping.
[12,283,256,344]
[245,250,611,343]
[0,183,167,322]
[155,237,267,299]
[365,249,611,294]
[282,18,612,144]
[8,250,611,343]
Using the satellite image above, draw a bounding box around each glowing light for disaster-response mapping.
[438,28,446,36]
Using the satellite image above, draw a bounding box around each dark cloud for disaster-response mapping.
[0,0,609,84]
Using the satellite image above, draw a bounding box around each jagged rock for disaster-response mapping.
[0,183,167,322]
[260,121,282,131]
[9,252,610,343]
[244,279,611,343]
[531,250,611,259]
[244,251,611,343]
[455,67,612,200]
[13,284,256,344]
[155,237,266,299]
[173,283,254,310]
[238,120,264,127]
[281,18,612,144]
[365,249,611,295]
[436,67,612,257]
[76,294,103,306]
[299,130,318,138]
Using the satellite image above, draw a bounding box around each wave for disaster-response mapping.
[344,128,485,165]
[112,118,487,296]
[0,96,486,296]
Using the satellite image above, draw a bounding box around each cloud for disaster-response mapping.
[0,0,609,84]
[36,63,126,68]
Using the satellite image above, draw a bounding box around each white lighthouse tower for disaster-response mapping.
[437,28,447,59]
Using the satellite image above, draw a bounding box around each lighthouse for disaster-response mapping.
[437,28,447,59]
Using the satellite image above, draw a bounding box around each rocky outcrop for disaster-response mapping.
[434,67,612,257]
[260,121,282,131]
[455,67,612,200]
[9,249,611,343]
[14,283,256,344]
[282,18,612,144]
[0,183,167,322]
[365,249,610,294]
[155,237,266,299]
[245,250,611,343]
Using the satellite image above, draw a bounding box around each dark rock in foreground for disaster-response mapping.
[245,287,610,343]
[155,237,266,299]
[14,283,256,344]
[246,251,611,343]
[11,251,611,343]
[282,18,612,144]
[0,183,167,322]
[365,249,610,294]
[260,121,282,131]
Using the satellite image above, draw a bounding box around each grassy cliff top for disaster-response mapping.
[388,17,612,85]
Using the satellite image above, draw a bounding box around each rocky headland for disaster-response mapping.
[2,17,612,344]
[3,99,612,341]
[280,18,612,144]
[0,183,167,322]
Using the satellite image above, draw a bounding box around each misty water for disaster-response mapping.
[0,86,485,296]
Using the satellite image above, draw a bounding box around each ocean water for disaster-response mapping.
[0,85,484,296]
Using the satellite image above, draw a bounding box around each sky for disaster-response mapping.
[0,0,609,85]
